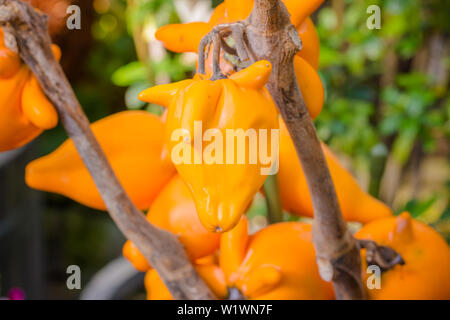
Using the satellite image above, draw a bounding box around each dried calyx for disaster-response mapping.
[358,239,405,272]
[197,22,250,79]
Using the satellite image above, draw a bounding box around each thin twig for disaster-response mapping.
[197,33,211,75]
[210,30,225,80]
[0,0,215,300]
[230,23,251,69]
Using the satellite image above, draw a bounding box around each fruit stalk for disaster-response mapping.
[244,0,365,299]
[263,175,284,224]
[0,0,215,300]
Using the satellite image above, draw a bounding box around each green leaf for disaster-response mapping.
[112,61,148,87]
[398,197,438,218]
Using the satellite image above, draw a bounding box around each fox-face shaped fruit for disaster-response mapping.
[356,212,450,300]
[139,61,279,233]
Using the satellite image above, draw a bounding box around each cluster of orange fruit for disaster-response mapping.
[1,0,449,300]
[0,28,60,152]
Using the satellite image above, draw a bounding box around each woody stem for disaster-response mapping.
[0,0,216,300]
[244,0,365,299]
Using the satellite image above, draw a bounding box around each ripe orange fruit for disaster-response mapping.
[355,212,450,300]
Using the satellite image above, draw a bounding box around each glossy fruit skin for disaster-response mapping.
[123,174,221,271]
[355,212,450,300]
[148,175,221,259]
[0,29,21,78]
[145,217,335,300]
[220,217,335,300]
[145,269,173,300]
[278,118,392,223]
[293,55,324,119]
[139,61,279,233]
[296,17,320,70]
[155,0,324,120]
[123,240,150,272]
[26,111,176,210]
[0,28,59,152]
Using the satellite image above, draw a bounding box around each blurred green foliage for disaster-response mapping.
[316,0,448,162]
[315,0,449,232]
[112,0,194,111]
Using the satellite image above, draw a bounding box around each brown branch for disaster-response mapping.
[244,0,365,299]
[0,0,215,300]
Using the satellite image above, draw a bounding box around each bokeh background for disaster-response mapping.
[0,0,448,299]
